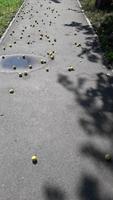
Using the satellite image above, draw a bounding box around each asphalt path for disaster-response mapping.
[0,0,113,199]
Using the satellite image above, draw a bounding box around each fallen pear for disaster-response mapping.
[29,65,32,69]
[24,71,28,76]
[13,65,16,70]
[105,154,112,161]
[43,60,46,64]
[77,43,81,47]
[50,55,54,60]
[49,51,53,56]
[41,59,44,64]
[32,155,38,165]
[46,68,49,72]
[9,44,12,48]
[9,89,14,94]
[18,73,23,77]
[68,66,74,71]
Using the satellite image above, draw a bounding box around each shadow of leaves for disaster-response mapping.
[78,174,113,200]
[57,72,113,199]
[64,21,107,66]
[80,143,113,170]
[58,72,113,136]
[43,183,66,200]
[50,0,61,3]
[77,73,113,136]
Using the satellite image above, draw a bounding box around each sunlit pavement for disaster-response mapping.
[0,0,113,199]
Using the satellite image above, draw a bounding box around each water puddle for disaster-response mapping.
[0,54,47,72]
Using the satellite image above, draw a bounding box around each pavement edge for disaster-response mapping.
[0,0,26,46]
[76,0,96,34]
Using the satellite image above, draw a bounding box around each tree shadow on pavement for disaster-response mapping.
[65,22,93,35]
[57,72,113,199]
[43,183,66,200]
[50,0,61,3]
[81,143,113,171]
[64,21,107,66]
[67,8,83,13]
[58,72,113,138]
[78,174,113,200]
[76,72,113,137]
[78,36,101,63]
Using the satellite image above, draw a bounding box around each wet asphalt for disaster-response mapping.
[0,0,113,199]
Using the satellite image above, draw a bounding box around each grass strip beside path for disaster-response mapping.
[80,0,113,66]
[0,0,23,38]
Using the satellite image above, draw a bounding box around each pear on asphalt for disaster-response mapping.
[68,65,74,72]
[41,59,44,64]
[105,154,112,161]
[9,89,14,94]
[50,54,54,60]
[77,43,81,47]
[46,68,49,72]
[29,65,32,69]
[24,71,28,76]
[12,65,16,70]
[18,73,23,78]
[32,155,38,164]
[9,44,12,48]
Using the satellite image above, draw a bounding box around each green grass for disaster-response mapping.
[80,0,113,25]
[80,0,113,65]
[0,0,23,38]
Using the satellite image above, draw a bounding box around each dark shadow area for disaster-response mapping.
[64,22,93,34]
[50,0,60,3]
[77,72,113,136]
[58,72,113,199]
[81,143,113,170]
[102,4,113,11]
[78,47,99,63]
[43,184,66,200]
[95,1,113,10]
[79,175,100,200]
[64,21,107,66]
[67,8,83,13]
[97,14,113,66]
[58,74,74,92]
[58,72,113,136]
[78,36,101,63]
[78,174,113,200]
